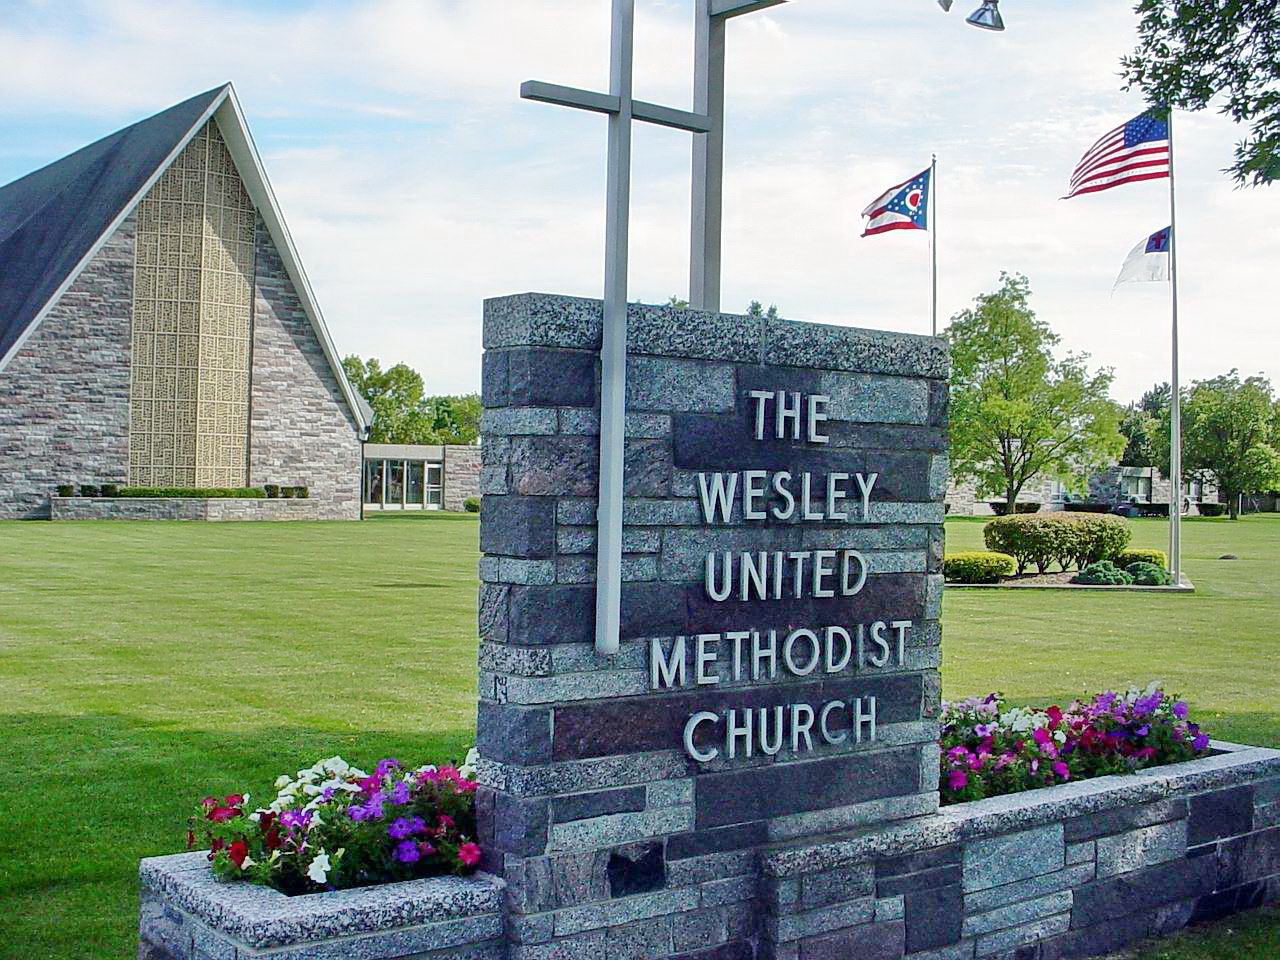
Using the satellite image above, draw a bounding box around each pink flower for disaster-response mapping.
[1052,761,1070,780]
[947,769,969,791]
[457,842,482,867]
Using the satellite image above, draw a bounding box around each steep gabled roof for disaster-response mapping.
[0,85,368,434]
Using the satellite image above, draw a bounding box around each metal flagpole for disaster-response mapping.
[1167,108,1183,585]
[931,153,938,337]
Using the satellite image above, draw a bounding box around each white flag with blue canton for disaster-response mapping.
[1114,226,1172,291]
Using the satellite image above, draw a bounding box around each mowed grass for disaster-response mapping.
[0,511,1276,959]
[942,514,1280,750]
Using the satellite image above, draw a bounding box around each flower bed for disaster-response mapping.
[188,752,482,895]
[940,684,1212,805]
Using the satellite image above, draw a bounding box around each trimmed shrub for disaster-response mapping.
[55,484,74,498]
[463,496,481,513]
[944,551,1016,584]
[1115,548,1168,569]
[117,487,267,499]
[984,512,1133,575]
[1126,561,1173,586]
[1198,503,1227,517]
[79,484,100,498]
[100,483,119,498]
[1064,502,1112,513]
[989,502,1041,516]
[294,486,310,499]
[264,484,280,499]
[1072,561,1134,586]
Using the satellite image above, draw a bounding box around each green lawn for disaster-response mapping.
[0,512,1276,960]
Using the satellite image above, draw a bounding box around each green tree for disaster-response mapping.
[342,356,440,444]
[947,273,1125,513]
[747,300,779,321]
[427,394,482,445]
[1122,1,1280,186]
[666,295,690,309]
[1157,371,1280,518]
[1119,383,1171,466]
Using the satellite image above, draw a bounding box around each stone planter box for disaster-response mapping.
[51,497,320,522]
[759,741,1280,959]
[138,852,504,960]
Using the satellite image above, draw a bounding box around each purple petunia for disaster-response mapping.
[375,758,401,778]
[390,781,411,805]
[1172,701,1189,721]
[348,804,370,822]
[388,817,415,840]
[394,840,420,863]
[279,810,311,831]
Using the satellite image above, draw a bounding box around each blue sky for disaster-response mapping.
[1,0,1276,400]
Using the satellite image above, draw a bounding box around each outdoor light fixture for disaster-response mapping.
[938,0,1006,31]
[965,0,1005,31]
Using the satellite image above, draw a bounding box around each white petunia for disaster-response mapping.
[307,852,331,885]
[321,757,350,776]
[274,774,292,790]
[460,748,480,780]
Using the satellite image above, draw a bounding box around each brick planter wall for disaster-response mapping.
[138,852,505,960]
[51,497,321,521]
[759,741,1280,959]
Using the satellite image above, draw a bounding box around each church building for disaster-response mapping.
[0,85,367,519]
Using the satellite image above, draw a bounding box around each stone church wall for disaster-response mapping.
[248,219,361,520]
[0,215,136,519]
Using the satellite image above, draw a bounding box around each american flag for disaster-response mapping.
[1065,110,1170,199]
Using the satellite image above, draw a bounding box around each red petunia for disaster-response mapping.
[228,840,249,868]
[457,843,482,867]
[224,794,245,806]
[207,806,239,823]
[1046,706,1064,729]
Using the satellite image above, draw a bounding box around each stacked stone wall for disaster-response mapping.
[0,215,136,519]
[50,496,321,521]
[445,444,482,511]
[476,294,949,960]
[249,219,361,521]
[760,743,1280,959]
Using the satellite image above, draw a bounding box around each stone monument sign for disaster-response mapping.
[476,292,949,958]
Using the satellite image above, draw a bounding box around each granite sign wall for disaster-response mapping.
[475,293,949,958]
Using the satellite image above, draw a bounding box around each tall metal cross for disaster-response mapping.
[522,0,787,654]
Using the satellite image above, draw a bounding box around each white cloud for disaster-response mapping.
[0,0,1276,399]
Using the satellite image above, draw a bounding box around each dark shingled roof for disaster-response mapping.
[0,85,227,361]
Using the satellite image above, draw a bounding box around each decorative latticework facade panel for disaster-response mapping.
[129,121,255,487]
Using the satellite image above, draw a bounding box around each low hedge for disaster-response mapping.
[984,511,1132,575]
[464,496,481,513]
[1127,561,1173,586]
[989,502,1041,516]
[1198,503,1227,517]
[1072,560,1133,585]
[1116,548,1168,569]
[116,487,267,499]
[944,551,1016,584]
[1064,502,1112,513]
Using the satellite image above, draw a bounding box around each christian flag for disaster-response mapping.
[1114,226,1172,290]
[861,167,931,237]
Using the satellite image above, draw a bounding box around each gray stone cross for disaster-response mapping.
[522,0,787,654]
